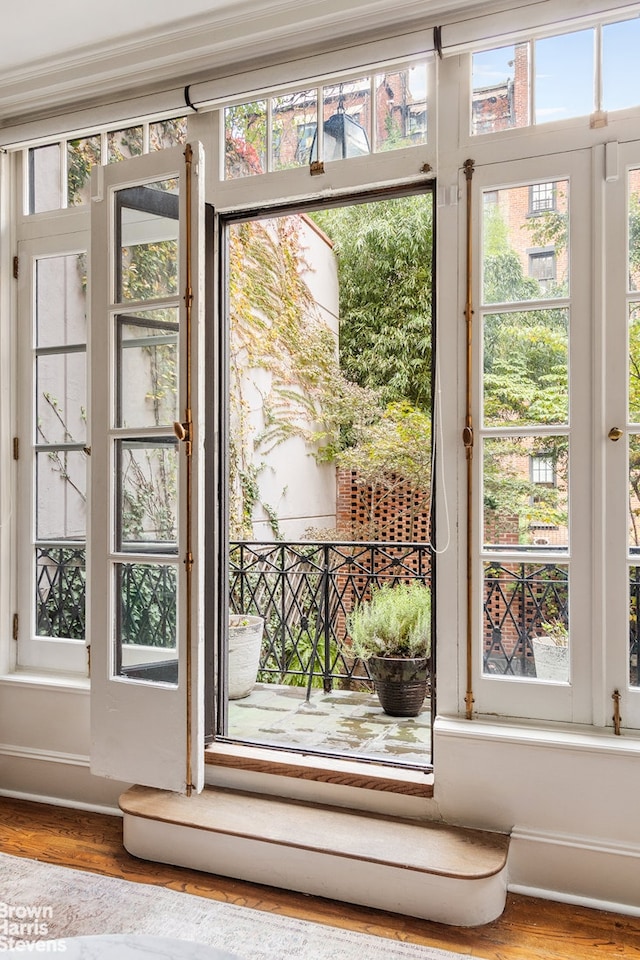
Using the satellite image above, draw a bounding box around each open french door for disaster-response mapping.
[90,143,206,793]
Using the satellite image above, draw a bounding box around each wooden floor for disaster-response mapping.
[1,796,639,959]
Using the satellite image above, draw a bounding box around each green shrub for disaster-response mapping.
[346,582,431,660]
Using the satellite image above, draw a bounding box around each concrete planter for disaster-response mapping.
[367,655,429,717]
[228,615,264,700]
[531,636,569,682]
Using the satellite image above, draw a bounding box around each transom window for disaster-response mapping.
[471,15,640,136]
[27,117,187,214]
[223,61,428,179]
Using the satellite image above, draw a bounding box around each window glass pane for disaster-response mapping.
[29,144,62,214]
[271,90,317,170]
[117,181,179,302]
[36,450,87,540]
[375,64,427,150]
[483,309,569,427]
[36,351,86,444]
[36,254,87,348]
[535,30,594,124]
[321,80,371,161]
[630,169,640,293]
[115,562,177,684]
[472,43,529,135]
[117,310,179,428]
[483,561,569,680]
[629,434,640,550]
[483,436,568,550]
[116,440,178,552]
[482,181,569,303]
[67,136,101,207]
[36,546,85,640]
[108,126,144,163]
[225,101,267,179]
[149,118,187,150]
[603,19,640,113]
[629,303,640,423]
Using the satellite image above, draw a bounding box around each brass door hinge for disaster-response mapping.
[12,613,18,641]
[12,256,18,280]
[87,644,91,678]
[12,437,19,460]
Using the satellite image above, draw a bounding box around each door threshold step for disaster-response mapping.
[120,784,509,926]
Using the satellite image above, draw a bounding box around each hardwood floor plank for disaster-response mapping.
[1,797,639,958]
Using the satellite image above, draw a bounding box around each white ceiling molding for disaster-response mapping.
[1,0,637,145]
[0,0,522,130]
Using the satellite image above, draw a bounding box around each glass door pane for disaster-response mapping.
[90,144,206,793]
[473,151,592,723]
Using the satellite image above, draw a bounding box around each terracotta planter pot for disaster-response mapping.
[367,655,429,717]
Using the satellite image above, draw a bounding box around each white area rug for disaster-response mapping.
[0,853,474,960]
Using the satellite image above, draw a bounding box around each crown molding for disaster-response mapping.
[0,0,493,125]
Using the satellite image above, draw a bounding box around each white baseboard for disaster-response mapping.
[0,742,89,766]
[509,826,640,914]
[508,882,640,918]
[0,743,127,812]
[0,787,121,817]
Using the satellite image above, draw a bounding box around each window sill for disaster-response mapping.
[435,713,640,757]
[205,742,433,797]
[0,669,90,694]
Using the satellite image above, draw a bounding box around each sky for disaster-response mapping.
[472,16,640,127]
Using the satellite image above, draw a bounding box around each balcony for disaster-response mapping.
[37,544,640,765]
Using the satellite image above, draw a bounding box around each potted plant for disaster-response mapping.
[531,618,569,682]
[346,581,431,717]
[228,614,265,699]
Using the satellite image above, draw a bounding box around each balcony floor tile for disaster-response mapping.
[227,683,432,767]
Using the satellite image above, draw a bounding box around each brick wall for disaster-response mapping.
[336,468,430,543]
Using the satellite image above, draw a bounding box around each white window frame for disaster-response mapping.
[472,150,593,724]
[15,224,90,675]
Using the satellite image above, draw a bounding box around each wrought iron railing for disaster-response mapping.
[229,540,432,691]
[37,545,640,689]
[630,567,640,687]
[483,561,569,676]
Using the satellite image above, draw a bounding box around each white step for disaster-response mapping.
[120,784,509,927]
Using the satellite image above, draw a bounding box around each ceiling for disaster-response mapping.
[0,0,548,132]
[0,0,498,77]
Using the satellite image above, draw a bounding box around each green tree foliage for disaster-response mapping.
[482,203,569,540]
[311,195,433,412]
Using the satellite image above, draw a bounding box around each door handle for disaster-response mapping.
[608,427,624,441]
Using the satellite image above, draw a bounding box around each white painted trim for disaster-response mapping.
[435,714,640,757]
[508,883,640,918]
[441,0,640,54]
[0,673,90,694]
[508,826,640,913]
[0,742,89,767]
[512,825,640,861]
[0,787,121,817]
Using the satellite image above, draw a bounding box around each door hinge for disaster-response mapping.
[12,437,19,460]
[12,256,18,280]
[12,613,18,641]
[87,644,91,678]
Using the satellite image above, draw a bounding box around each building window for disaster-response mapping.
[528,249,556,292]
[530,454,555,486]
[529,182,556,214]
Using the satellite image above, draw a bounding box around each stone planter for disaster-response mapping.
[228,615,264,700]
[531,636,569,682]
[367,655,429,717]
